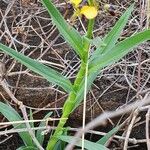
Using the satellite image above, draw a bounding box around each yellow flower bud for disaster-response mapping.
[80,6,98,19]
[70,0,82,7]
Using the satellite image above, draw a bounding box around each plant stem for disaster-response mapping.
[46,64,85,150]
[74,61,86,90]
[46,15,95,150]
[87,19,94,39]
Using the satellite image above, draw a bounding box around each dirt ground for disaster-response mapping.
[0,0,150,149]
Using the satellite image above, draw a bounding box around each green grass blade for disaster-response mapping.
[41,0,84,59]
[59,135,109,150]
[89,30,150,72]
[36,112,53,145]
[0,43,73,93]
[90,4,134,61]
[97,126,120,145]
[17,146,38,150]
[0,102,33,146]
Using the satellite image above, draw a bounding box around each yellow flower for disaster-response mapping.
[70,0,82,7]
[80,5,98,19]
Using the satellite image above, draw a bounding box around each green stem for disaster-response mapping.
[46,14,95,150]
[46,92,76,150]
[87,19,94,39]
[74,62,86,90]
[46,63,85,150]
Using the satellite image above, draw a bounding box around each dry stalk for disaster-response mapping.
[146,108,150,150]
[123,109,139,150]
[0,135,13,145]
[0,125,149,144]
[147,0,150,28]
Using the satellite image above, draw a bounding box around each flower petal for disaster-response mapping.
[70,0,82,7]
[80,6,98,19]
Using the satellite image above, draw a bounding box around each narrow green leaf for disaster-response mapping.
[17,146,38,150]
[0,43,73,93]
[53,127,68,150]
[36,112,53,145]
[97,126,120,145]
[0,102,33,146]
[59,135,109,150]
[29,109,35,134]
[41,0,84,59]
[53,129,68,150]
[91,37,106,48]
[53,140,65,150]
[74,30,150,110]
[89,30,150,72]
[90,4,134,61]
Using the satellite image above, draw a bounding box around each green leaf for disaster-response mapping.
[89,30,150,72]
[97,126,120,145]
[36,112,53,145]
[53,140,66,150]
[90,4,134,61]
[53,128,68,150]
[17,146,38,150]
[74,30,150,110]
[0,102,33,146]
[59,135,109,150]
[54,134,67,150]
[92,37,106,48]
[84,36,106,48]
[0,43,73,93]
[41,0,84,59]
[29,109,34,134]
